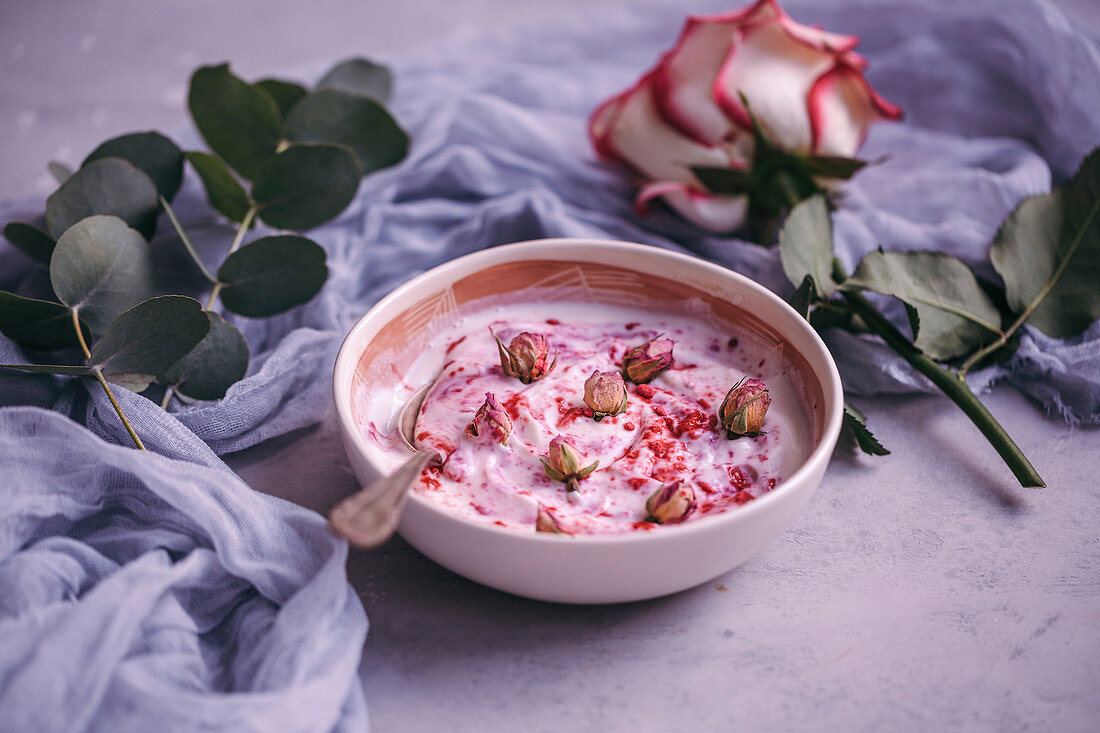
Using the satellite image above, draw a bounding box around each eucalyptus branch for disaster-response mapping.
[160,195,216,284]
[72,308,145,450]
[205,205,258,310]
[91,367,146,450]
[1,57,406,427]
[70,307,92,360]
[161,203,259,410]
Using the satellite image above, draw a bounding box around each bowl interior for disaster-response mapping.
[341,241,834,516]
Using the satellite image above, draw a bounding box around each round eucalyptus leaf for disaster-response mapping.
[255,78,308,120]
[83,131,185,201]
[317,57,393,104]
[252,144,360,231]
[3,222,56,264]
[185,151,253,223]
[90,295,210,392]
[188,63,282,180]
[217,235,327,317]
[0,291,91,351]
[159,311,249,400]
[50,215,155,333]
[45,158,159,240]
[285,89,409,175]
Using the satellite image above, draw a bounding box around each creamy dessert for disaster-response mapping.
[358,295,809,535]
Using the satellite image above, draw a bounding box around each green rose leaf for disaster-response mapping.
[754,162,818,216]
[255,78,308,120]
[779,194,838,297]
[217,235,327,317]
[90,295,210,392]
[188,63,282,180]
[691,166,751,195]
[801,155,868,180]
[991,147,1100,338]
[184,151,253,224]
[903,302,921,341]
[317,57,393,104]
[0,291,91,351]
[284,89,409,175]
[48,161,74,185]
[789,275,816,319]
[3,222,56,264]
[45,157,159,240]
[50,215,155,333]
[843,403,890,456]
[252,144,361,231]
[846,250,1004,361]
[159,311,249,400]
[809,305,853,332]
[83,131,185,201]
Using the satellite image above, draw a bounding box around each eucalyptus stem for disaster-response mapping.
[160,195,216,284]
[72,308,145,450]
[205,204,258,310]
[161,204,258,411]
[92,367,146,450]
[840,290,1044,488]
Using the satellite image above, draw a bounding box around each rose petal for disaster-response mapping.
[667,188,749,232]
[714,16,839,152]
[652,0,780,145]
[603,72,730,185]
[842,49,869,71]
[634,181,694,215]
[589,92,630,165]
[775,14,860,54]
[636,182,748,233]
[808,60,903,155]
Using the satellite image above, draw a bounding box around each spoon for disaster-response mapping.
[329,381,440,548]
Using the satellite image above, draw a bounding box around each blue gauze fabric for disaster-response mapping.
[0,0,1098,730]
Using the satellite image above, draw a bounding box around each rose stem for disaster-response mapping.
[839,290,1044,488]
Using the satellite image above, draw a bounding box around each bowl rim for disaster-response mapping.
[333,237,844,547]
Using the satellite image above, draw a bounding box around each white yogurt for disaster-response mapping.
[358,296,810,534]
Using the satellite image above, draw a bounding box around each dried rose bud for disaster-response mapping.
[583,370,628,421]
[536,505,570,535]
[622,336,675,384]
[464,392,512,445]
[718,377,771,438]
[541,436,599,492]
[645,480,696,524]
[493,330,557,384]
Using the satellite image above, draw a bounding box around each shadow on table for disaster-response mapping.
[829,392,1031,512]
[346,534,735,681]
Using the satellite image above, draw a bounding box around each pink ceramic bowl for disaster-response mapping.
[333,239,843,603]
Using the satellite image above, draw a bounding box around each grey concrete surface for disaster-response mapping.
[2,1,1098,731]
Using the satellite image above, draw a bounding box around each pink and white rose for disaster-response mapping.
[589,0,901,232]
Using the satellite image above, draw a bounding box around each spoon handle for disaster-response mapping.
[329,448,436,548]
